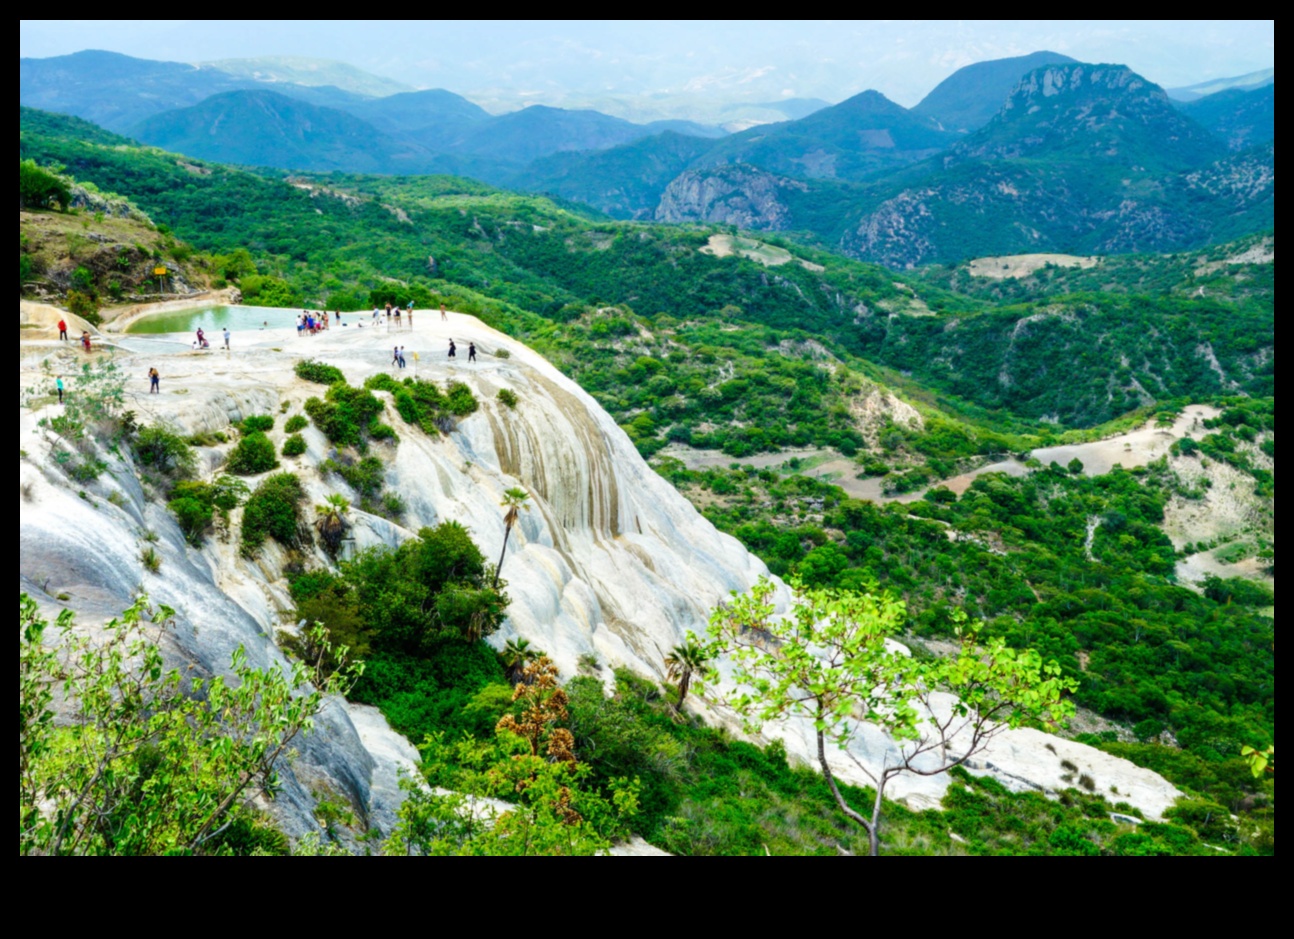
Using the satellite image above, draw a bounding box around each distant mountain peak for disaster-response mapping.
[954,61,1224,171]
[913,50,1079,133]
[1002,62,1159,111]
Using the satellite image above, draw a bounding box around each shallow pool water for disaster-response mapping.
[125,305,313,334]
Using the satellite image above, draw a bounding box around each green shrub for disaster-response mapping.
[304,383,384,447]
[168,496,214,545]
[363,373,402,394]
[140,546,162,573]
[133,425,196,478]
[282,434,307,457]
[167,476,248,545]
[226,431,279,475]
[368,421,397,442]
[19,160,70,209]
[323,455,386,500]
[295,360,345,385]
[284,414,308,433]
[241,473,303,553]
[445,382,479,417]
[496,388,518,409]
[66,290,101,325]
[238,415,275,434]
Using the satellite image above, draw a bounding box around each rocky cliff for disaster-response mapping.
[655,164,806,229]
[19,310,1182,845]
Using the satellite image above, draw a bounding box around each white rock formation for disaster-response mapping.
[19,309,1181,846]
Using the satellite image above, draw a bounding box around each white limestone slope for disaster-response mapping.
[20,309,1182,839]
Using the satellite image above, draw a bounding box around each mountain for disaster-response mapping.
[511,89,950,217]
[1167,67,1274,102]
[652,63,1264,268]
[20,49,254,132]
[198,55,413,97]
[129,89,431,174]
[518,131,719,219]
[1179,84,1275,151]
[948,62,1223,171]
[912,51,1079,133]
[347,88,491,140]
[841,63,1236,266]
[702,89,957,181]
[448,105,682,164]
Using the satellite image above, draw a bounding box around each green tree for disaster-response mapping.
[19,160,71,210]
[314,493,350,559]
[386,657,638,855]
[493,486,530,588]
[702,577,1076,856]
[19,593,357,855]
[501,636,541,685]
[664,641,709,712]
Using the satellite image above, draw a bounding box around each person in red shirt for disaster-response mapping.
[57,319,68,341]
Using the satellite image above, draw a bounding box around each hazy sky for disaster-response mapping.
[19,20,1274,108]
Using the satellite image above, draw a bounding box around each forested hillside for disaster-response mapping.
[19,104,1275,856]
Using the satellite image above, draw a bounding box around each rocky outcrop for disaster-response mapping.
[20,313,1183,844]
[655,165,805,230]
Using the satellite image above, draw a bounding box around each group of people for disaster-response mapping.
[446,339,477,362]
[57,318,94,353]
[297,311,331,336]
[371,302,419,330]
[194,326,231,350]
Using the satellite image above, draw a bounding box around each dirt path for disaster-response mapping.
[659,405,1222,505]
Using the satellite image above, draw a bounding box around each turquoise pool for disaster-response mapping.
[125,305,314,334]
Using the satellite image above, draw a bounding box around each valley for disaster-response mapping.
[19,37,1274,857]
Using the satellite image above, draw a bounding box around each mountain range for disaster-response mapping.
[21,50,1274,266]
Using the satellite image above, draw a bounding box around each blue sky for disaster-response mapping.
[20,20,1274,108]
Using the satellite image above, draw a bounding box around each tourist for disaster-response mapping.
[148,367,160,394]
[56,375,64,404]
[57,318,68,341]
[223,327,231,350]
[468,341,477,363]
[448,339,456,359]
[394,306,402,329]
[81,331,92,352]
[440,302,447,322]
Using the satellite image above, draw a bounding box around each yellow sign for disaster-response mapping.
[153,266,168,277]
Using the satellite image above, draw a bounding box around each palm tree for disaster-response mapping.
[501,636,543,685]
[665,641,709,712]
[492,487,530,588]
[314,494,350,558]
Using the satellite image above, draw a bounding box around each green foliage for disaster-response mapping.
[19,593,355,855]
[686,456,1275,771]
[496,388,519,409]
[705,577,1075,854]
[19,159,71,210]
[240,472,303,554]
[132,425,196,478]
[387,728,638,856]
[281,434,307,457]
[294,359,345,385]
[238,414,275,434]
[225,431,279,475]
[304,383,384,447]
[66,289,101,324]
[167,475,249,546]
[238,273,298,307]
[1202,575,1273,608]
[284,414,308,433]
